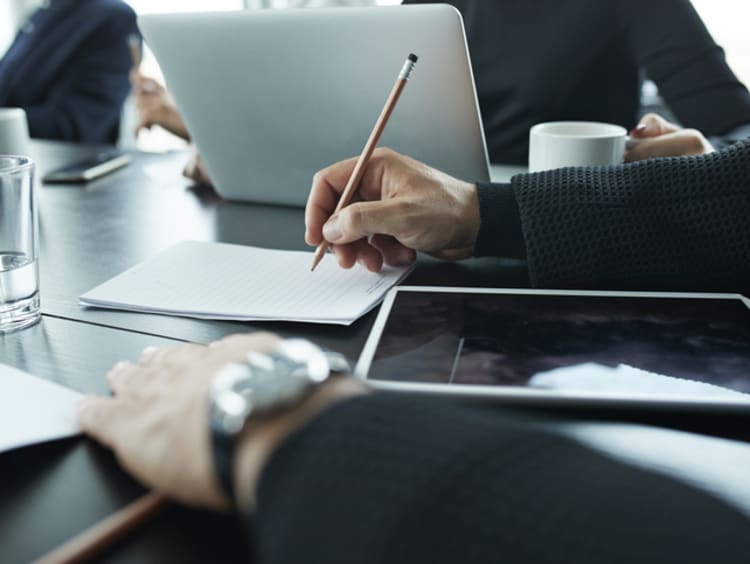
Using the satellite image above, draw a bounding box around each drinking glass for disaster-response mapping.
[0,156,39,331]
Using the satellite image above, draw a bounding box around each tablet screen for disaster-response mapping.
[365,291,750,400]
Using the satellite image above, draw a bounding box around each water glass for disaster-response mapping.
[0,156,39,331]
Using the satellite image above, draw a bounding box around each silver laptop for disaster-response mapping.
[138,5,489,206]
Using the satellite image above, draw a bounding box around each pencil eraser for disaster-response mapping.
[408,53,418,63]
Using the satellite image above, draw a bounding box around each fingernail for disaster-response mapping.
[630,124,649,136]
[398,248,415,265]
[323,216,342,242]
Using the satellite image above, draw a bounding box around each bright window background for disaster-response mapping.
[691,0,750,86]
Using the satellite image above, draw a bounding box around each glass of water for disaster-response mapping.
[0,156,39,331]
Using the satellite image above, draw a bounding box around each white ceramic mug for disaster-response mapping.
[529,121,627,172]
[0,108,31,157]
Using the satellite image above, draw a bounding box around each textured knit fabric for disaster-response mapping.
[514,142,750,291]
[403,0,750,164]
[253,394,749,563]
[0,0,137,143]
[474,141,750,293]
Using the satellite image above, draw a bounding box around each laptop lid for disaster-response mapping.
[138,5,490,206]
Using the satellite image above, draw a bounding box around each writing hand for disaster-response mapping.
[305,148,480,272]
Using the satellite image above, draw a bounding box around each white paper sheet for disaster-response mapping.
[80,241,413,325]
[0,364,82,454]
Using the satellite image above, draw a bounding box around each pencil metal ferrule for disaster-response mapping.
[399,58,417,81]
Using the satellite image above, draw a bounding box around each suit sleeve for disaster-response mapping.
[24,6,137,143]
[250,394,749,564]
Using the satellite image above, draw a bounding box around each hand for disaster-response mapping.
[305,148,480,272]
[182,146,213,186]
[77,333,367,511]
[130,71,191,141]
[625,113,714,162]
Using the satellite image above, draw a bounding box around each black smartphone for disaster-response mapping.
[42,150,131,183]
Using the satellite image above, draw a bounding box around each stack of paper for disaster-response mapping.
[80,241,413,325]
[0,364,82,453]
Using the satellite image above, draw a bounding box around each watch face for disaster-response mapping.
[276,339,332,383]
[210,339,336,434]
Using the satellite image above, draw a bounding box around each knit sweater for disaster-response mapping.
[476,141,750,293]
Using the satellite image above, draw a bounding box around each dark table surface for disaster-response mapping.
[1,141,748,563]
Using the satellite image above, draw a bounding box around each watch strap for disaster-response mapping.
[208,341,352,505]
[211,421,238,505]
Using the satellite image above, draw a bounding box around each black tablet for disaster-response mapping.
[355,287,750,412]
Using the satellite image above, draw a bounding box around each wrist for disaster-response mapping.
[456,181,480,249]
[232,376,368,511]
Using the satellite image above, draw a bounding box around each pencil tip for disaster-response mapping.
[408,53,418,63]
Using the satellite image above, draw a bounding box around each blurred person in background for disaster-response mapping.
[402,0,750,164]
[0,0,139,143]
[132,0,750,182]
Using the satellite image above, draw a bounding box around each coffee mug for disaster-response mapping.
[0,108,31,157]
[529,121,627,172]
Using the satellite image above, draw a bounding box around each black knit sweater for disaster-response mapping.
[476,141,750,293]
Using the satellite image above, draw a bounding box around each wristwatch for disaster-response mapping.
[208,339,351,503]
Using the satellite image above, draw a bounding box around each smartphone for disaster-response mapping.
[42,150,131,183]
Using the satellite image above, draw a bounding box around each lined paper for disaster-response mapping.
[80,241,412,325]
[0,364,82,453]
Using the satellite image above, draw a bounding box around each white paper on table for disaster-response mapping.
[79,241,413,325]
[0,364,82,454]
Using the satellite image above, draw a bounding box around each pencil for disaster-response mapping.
[32,492,167,564]
[311,53,418,271]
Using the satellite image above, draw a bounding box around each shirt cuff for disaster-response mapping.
[474,182,526,259]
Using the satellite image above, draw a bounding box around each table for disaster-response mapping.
[1,142,748,563]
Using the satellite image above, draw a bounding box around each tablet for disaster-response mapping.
[356,287,750,413]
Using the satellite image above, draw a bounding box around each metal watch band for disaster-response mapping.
[208,340,351,504]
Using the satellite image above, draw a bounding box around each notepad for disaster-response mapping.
[0,364,82,453]
[80,241,413,325]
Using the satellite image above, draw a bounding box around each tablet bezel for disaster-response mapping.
[355,286,750,413]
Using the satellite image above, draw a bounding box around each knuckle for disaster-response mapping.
[373,147,395,159]
[682,130,706,152]
[342,207,364,234]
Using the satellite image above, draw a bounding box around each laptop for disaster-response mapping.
[138,5,490,206]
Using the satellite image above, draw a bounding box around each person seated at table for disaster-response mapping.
[78,138,750,562]
[305,121,749,293]
[132,0,750,179]
[402,0,750,164]
[0,0,138,143]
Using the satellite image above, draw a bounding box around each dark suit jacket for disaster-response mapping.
[0,0,138,143]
